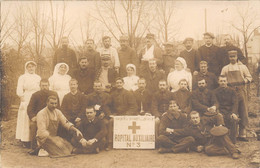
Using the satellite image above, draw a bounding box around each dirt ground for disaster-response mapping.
[1,85,260,168]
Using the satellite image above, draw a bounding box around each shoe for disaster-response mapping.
[232,153,239,159]
[158,148,172,154]
[237,137,249,142]
[38,149,49,157]
[94,148,100,154]
[105,143,113,151]
[28,148,40,155]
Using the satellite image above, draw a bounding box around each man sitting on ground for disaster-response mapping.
[157,100,193,153]
[71,106,107,154]
[172,111,240,159]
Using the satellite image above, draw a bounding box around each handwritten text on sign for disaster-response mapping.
[113,116,155,149]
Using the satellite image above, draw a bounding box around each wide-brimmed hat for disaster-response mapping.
[210,126,229,136]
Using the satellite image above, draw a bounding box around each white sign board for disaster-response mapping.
[113,116,155,149]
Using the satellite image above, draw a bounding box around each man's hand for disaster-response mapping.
[31,116,37,122]
[166,128,174,134]
[193,71,199,75]
[145,113,152,116]
[207,106,216,113]
[80,138,88,147]
[88,138,98,145]
[99,112,105,119]
[155,117,160,123]
[115,67,120,73]
[196,145,204,152]
[231,113,239,121]
[75,117,81,123]
[109,115,115,118]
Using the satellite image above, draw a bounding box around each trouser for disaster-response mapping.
[29,121,37,149]
[201,113,225,128]
[157,135,195,153]
[223,115,238,144]
[205,135,239,156]
[101,118,109,147]
[71,137,106,153]
[108,118,114,146]
[234,86,248,137]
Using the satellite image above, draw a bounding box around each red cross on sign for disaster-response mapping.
[128,121,140,134]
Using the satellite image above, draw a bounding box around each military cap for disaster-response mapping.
[163,41,174,46]
[183,37,194,44]
[119,35,129,41]
[228,50,238,55]
[115,77,124,82]
[146,33,155,39]
[204,111,217,116]
[200,60,208,65]
[101,54,111,60]
[203,32,215,39]
[210,126,229,136]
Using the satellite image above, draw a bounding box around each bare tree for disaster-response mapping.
[46,0,73,53]
[231,2,260,62]
[79,12,97,45]
[0,3,15,48]
[93,0,155,49]
[154,1,179,43]
[9,5,31,57]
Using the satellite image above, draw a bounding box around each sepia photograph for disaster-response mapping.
[0,0,260,167]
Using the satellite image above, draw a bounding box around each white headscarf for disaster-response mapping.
[126,64,136,76]
[176,57,187,70]
[24,61,37,74]
[53,63,69,77]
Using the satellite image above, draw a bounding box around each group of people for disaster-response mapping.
[15,32,252,159]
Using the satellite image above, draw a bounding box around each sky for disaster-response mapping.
[1,1,260,47]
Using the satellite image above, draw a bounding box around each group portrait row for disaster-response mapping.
[15,32,252,159]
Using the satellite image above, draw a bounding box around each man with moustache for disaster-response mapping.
[172,79,192,115]
[71,57,95,95]
[198,32,222,76]
[142,58,166,93]
[151,80,174,139]
[139,33,163,74]
[162,42,178,76]
[214,75,239,144]
[118,35,139,77]
[191,78,224,129]
[81,39,101,71]
[53,36,77,75]
[172,111,240,159]
[98,36,120,72]
[95,54,118,90]
[71,106,107,154]
[133,78,153,116]
[220,34,246,69]
[220,50,252,142]
[157,100,192,153]
[27,79,59,154]
[192,61,218,91]
[180,37,200,74]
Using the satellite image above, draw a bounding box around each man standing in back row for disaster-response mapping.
[118,35,139,77]
[198,32,221,76]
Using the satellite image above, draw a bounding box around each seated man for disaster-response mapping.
[27,79,59,153]
[71,57,95,95]
[172,79,192,115]
[172,111,240,159]
[192,61,218,90]
[84,80,112,149]
[108,77,138,149]
[157,100,193,153]
[36,96,82,157]
[71,106,107,154]
[133,78,153,115]
[60,79,85,140]
[214,75,239,144]
[191,78,224,130]
[151,80,174,138]
[61,79,85,125]
[96,54,118,90]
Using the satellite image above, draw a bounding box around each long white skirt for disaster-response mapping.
[16,101,30,142]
